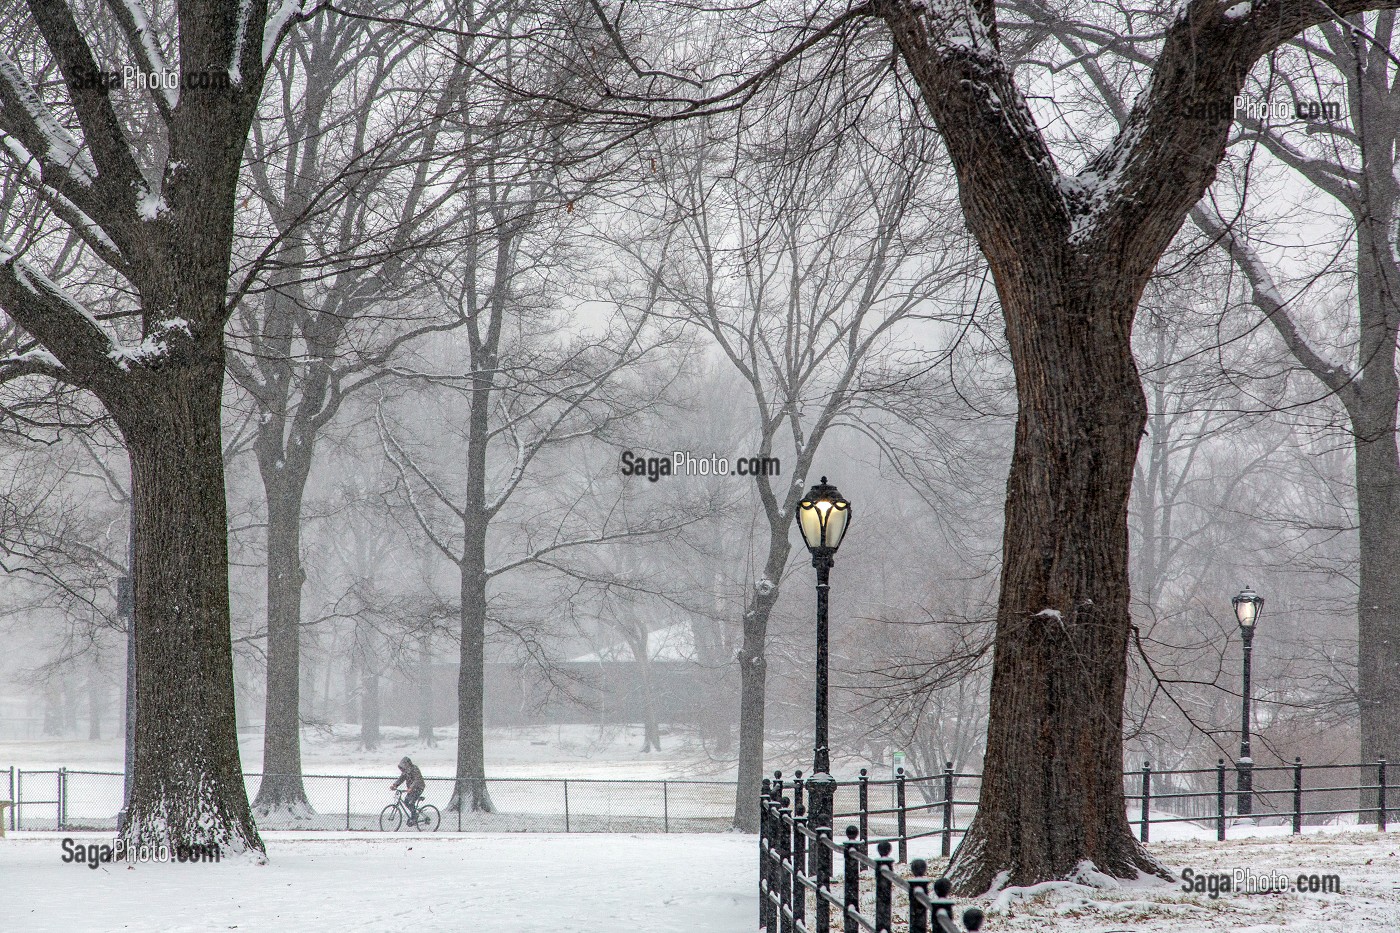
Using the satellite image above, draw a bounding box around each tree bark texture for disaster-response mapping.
[118,361,263,856]
[954,281,1154,889]
[1351,220,1400,797]
[449,371,496,814]
[252,456,312,817]
[732,529,790,831]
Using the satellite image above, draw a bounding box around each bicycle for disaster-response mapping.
[380,788,441,832]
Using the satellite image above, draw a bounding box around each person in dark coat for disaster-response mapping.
[391,756,426,823]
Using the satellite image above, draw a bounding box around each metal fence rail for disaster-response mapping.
[2,756,1392,838]
[1123,757,1396,841]
[0,766,735,833]
[759,778,984,933]
[757,759,1399,933]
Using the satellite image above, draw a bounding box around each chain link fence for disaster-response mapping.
[0,765,737,833]
[9,758,1382,838]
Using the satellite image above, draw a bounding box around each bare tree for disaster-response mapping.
[783,0,1400,890]
[229,3,469,818]
[0,0,327,855]
[618,66,970,829]
[1187,15,1400,796]
[1029,0,1400,811]
[381,300,682,812]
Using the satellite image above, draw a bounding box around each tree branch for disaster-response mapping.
[1190,203,1360,405]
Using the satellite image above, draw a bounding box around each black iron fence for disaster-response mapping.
[757,759,1398,932]
[1126,757,1395,841]
[833,766,980,861]
[759,775,984,933]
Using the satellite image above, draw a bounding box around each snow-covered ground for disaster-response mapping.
[0,723,731,779]
[979,830,1400,931]
[1,832,757,932]
[2,828,1398,931]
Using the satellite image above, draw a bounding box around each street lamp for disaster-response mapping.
[796,477,851,847]
[1232,586,1264,818]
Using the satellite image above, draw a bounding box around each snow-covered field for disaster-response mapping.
[1,832,757,932]
[0,723,730,779]
[3,828,1399,931]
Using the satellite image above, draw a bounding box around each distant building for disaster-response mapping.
[380,623,735,728]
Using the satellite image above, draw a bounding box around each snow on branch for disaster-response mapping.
[0,345,66,384]
[232,0,316,84]
[107,317,190,370]
[229,0,255,85]
[1049,0,1400,253]
[0,243,122,386]
[0,244,104,330]
[26,0,145,196]
[917,0,995,52]
[264,0,312,65]
[0,53,97,185]
[1190,204,1359,402]
[0,134,124,269]
[107,0,177,114]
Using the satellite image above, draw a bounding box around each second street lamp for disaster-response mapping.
[796,476,852,850]
[1232,586,1264,818]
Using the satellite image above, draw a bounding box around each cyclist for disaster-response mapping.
[391,756,426,824]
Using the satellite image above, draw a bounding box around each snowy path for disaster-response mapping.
[0,832,756,932]
[7,828,1400,931]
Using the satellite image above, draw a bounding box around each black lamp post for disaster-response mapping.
[1232,586,1264,818]
[796,476,852,843]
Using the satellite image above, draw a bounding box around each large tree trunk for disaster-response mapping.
[0,0,289,860]
[119,365,263,857]
[947,277,1158,893]
[868,0,1364,892]
[253,469,313,817]
[1355,427,1400,779]
[732,534,789,831]
[449,372,495,814]
[450,555,494,812]
[1348,159,1400,805]
[1352,232,1400,806]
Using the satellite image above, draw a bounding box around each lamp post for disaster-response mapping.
[1232,586,1264,818]
[795,477,852,846]
[118,508,135,834]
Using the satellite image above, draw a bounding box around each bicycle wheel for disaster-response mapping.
[414,805,441,832]
[379,803,403,832]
